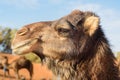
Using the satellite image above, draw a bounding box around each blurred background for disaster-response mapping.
[0,1,120,79]
[0,0,120,58]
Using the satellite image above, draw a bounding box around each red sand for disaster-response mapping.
[0,53,56,80]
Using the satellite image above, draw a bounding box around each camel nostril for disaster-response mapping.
[17,27,29,36]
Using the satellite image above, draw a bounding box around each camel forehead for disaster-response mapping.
[23,21,52,31]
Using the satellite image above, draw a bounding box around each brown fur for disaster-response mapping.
[117,58,120,77]
[8,56,33,80]
[12,10,120,80]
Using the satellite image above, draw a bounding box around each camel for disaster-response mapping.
[11,10,120,80]
[8,56,33,80]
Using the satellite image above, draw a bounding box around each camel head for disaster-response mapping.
[11,10,100,60]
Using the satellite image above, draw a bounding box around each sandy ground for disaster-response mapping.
[0,53,56,80]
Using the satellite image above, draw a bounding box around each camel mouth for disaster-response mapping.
[12,39,38,49]
[12,39,38,55]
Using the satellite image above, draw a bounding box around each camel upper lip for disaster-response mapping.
[11,38,38,50]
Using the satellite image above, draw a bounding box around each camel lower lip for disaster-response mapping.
[12,39,38,50]
[12,39,38,55]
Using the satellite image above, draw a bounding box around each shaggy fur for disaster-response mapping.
[12,10,120,80]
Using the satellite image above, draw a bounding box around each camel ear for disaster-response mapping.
[67,10,84,26]
[83,15,100,36]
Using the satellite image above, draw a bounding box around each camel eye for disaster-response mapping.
[57,28,70,33]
